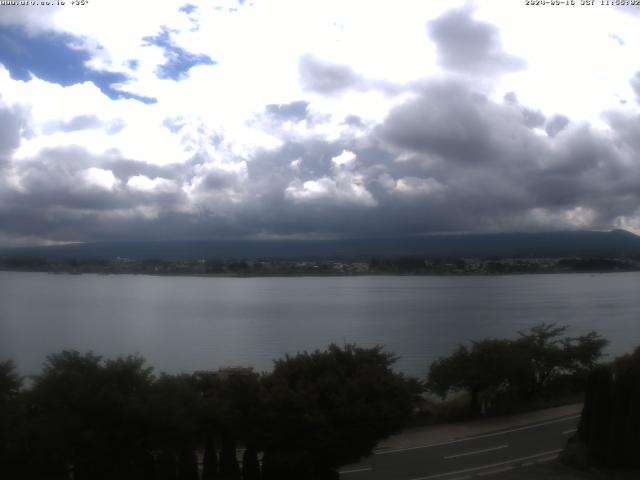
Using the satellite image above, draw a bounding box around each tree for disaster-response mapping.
[241,445,260,480]
[260,344,419,479]
[0,360,22,402]
[201,434,219,480]
[0,360,24,478]
[514,324,607,399]
[148,374,202,480]
[427,324,608,414]
[427,340,523,413]
[28,351,156,480]
[514,323,569,398]
[194,369,264,480]
[577,346,640,468]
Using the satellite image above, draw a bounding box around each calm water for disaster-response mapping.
[1,271,639,378]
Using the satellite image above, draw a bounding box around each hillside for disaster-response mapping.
[1,230,639,261]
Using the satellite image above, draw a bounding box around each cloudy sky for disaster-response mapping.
[0,0,639,246]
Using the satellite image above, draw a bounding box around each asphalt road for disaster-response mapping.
[339,414,580,480]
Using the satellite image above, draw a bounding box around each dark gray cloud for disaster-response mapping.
[521,108,546,129]
[604,110,640,153]
[503,91,517,105]
[3,147,124,214]
[503,92,545,128]
[428,8,526,75]
[344,115,365,128]
[0,146,188,240]
[372,80,639,233]
[298,54,362,94]
[101,157,184,183]
[0,104,25,156]
[380,82,512,163]
[298,55,403,96]
[2,78,640,245]
[265,100,309,121]
[545,114,570,137]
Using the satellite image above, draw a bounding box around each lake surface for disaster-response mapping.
[1,271,639,378]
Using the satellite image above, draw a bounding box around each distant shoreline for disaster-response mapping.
[2,267,639,278]
[2,251,640,278]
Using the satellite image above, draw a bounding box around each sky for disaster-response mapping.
[0,0,639,246]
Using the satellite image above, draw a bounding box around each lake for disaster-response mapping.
[1,271,639,378]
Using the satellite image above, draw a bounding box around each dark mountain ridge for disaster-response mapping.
[1,230,639,261]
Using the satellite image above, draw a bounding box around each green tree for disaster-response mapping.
[427,324,607,414]
[427,340,523,413]
[260,344,419,479]
[515,323,569,398]
[28,351,156,480]
[514,324,607,399]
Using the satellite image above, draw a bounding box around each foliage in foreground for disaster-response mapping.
[0,344,417,480]
[261,345,420,479]
[575,346,640,468]
[426,323,608,414]
[0,323,616,479]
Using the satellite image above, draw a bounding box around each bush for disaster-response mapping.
[576,347,640,468]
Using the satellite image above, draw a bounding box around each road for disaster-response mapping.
[339,413,579,480]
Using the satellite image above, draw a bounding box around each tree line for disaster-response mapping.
[426,323,608,416]
[0,324,619,479]
[0,345,419,480]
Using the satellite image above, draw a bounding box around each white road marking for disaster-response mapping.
[407,449,562,480]
[444,444,508,460]
[562,428,577,435]
[339,467,373,474]
[477,465,515,476]
[375,415,579,455]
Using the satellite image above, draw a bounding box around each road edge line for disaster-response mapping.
[407,449,562,480]
[375,414,579,455]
